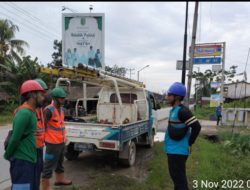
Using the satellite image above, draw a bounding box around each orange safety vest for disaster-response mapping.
[14,103,45,148]
[44,103,66,144]
[13,102,36,115]
[35,108,45,148]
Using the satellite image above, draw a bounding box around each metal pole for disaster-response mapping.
[186,2,199,107]
[137,65,149,81]
[83,83,87,112]
[182,2,188,85]
[220,42,226,106]
[129,68,135,79]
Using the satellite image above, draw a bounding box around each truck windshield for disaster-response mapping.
[110,93,137,104]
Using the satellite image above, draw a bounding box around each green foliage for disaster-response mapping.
[192,65,238,100]
[0,111,13,125]
[105,64,127,77]
[224,97,250,108]
[195,137,250,186]
[192,105,216,120]
[48,40,62,67]
[0,19,28,64]
[222,133,250,157]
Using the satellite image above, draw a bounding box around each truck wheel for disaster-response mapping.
[120,141,136,167]
[65,143,80,161]
[146,132,155,148]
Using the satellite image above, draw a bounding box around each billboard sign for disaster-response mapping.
[210,94,222,107]
[210,82,221,89]
[62,13,105,69]
[192,44,222,57]
[193,57,221,65]
[176,60,190,70]
[212,65,222,72]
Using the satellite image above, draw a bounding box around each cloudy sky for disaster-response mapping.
[0,2,249,94]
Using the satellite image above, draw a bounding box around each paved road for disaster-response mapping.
[0,125,11,189]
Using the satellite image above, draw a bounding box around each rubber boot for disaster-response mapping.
[54,172,72,186]
[42,178,53,190]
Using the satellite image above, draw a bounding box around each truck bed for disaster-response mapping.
[65,120,150,151]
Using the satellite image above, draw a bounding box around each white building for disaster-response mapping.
[224,81,250,99]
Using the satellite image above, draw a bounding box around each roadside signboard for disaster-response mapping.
[192,44,222,57]
[210,82,221,89]
[193,57,221,65]
[210,94,222,107]
[176,60,190,70]
[212,65,222,72]
[62,13,105,70]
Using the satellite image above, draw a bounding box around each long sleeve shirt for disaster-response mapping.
[4,108,37,163]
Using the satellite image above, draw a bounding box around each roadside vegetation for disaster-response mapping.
[192,105,215,120]
[192,97,250,120]
[0,111,13,125]
[65,130,250,190]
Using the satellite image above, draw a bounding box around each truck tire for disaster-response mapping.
[146,131,155,148]
[120,141,136,167]
[65,143,80,161]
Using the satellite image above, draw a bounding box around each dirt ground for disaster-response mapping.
[51,145,154,189]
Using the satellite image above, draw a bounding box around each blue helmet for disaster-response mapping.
[167,82,186,97]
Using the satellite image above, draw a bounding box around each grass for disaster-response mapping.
[224,97,250,108]
[67,133,250,190]
[192,105,215,120]
[192,97,250,120]
[0,111,13,125]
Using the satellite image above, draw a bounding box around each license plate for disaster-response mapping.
[74,143,94,151]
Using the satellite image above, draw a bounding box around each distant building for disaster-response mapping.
[224,81,250,100]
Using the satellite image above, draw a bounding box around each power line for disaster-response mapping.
[0,9,53,42]
[3,3,60,39]
[9,2,60,34]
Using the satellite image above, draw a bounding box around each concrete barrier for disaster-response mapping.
[222,108,250,127]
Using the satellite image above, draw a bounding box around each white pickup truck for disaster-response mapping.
[57,75,160,166]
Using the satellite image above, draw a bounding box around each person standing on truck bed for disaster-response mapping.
[4,80,45,190]
[164,82,201,190]
[41,87,72,190]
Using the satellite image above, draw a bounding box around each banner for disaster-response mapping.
[62,13,105,69]
[192,44,222,57]
[193,57,221,65]
[210,94,222,107]
[176,60,190,70]
[210,82,221,89]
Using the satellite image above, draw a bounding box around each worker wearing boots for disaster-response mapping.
[41,87,72,190]
[34,79,49,189]
[164,82,201,190]
[4,80,45,190]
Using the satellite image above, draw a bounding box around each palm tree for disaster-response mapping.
[0,19,29,101]
[0,19,28,65]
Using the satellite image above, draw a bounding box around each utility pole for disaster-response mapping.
[128,68,135,79]
[182,2,188,85]
[220,42,226,105]
[186,2,199,107]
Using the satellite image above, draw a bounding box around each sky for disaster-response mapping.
[0,2,249,94]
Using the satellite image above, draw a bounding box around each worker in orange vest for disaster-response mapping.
[34,79,50,189]
[13,79,49,190]
[41,87,72,190]
[5,80,45,190]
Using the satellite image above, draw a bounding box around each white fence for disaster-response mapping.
[222,108,250,127]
